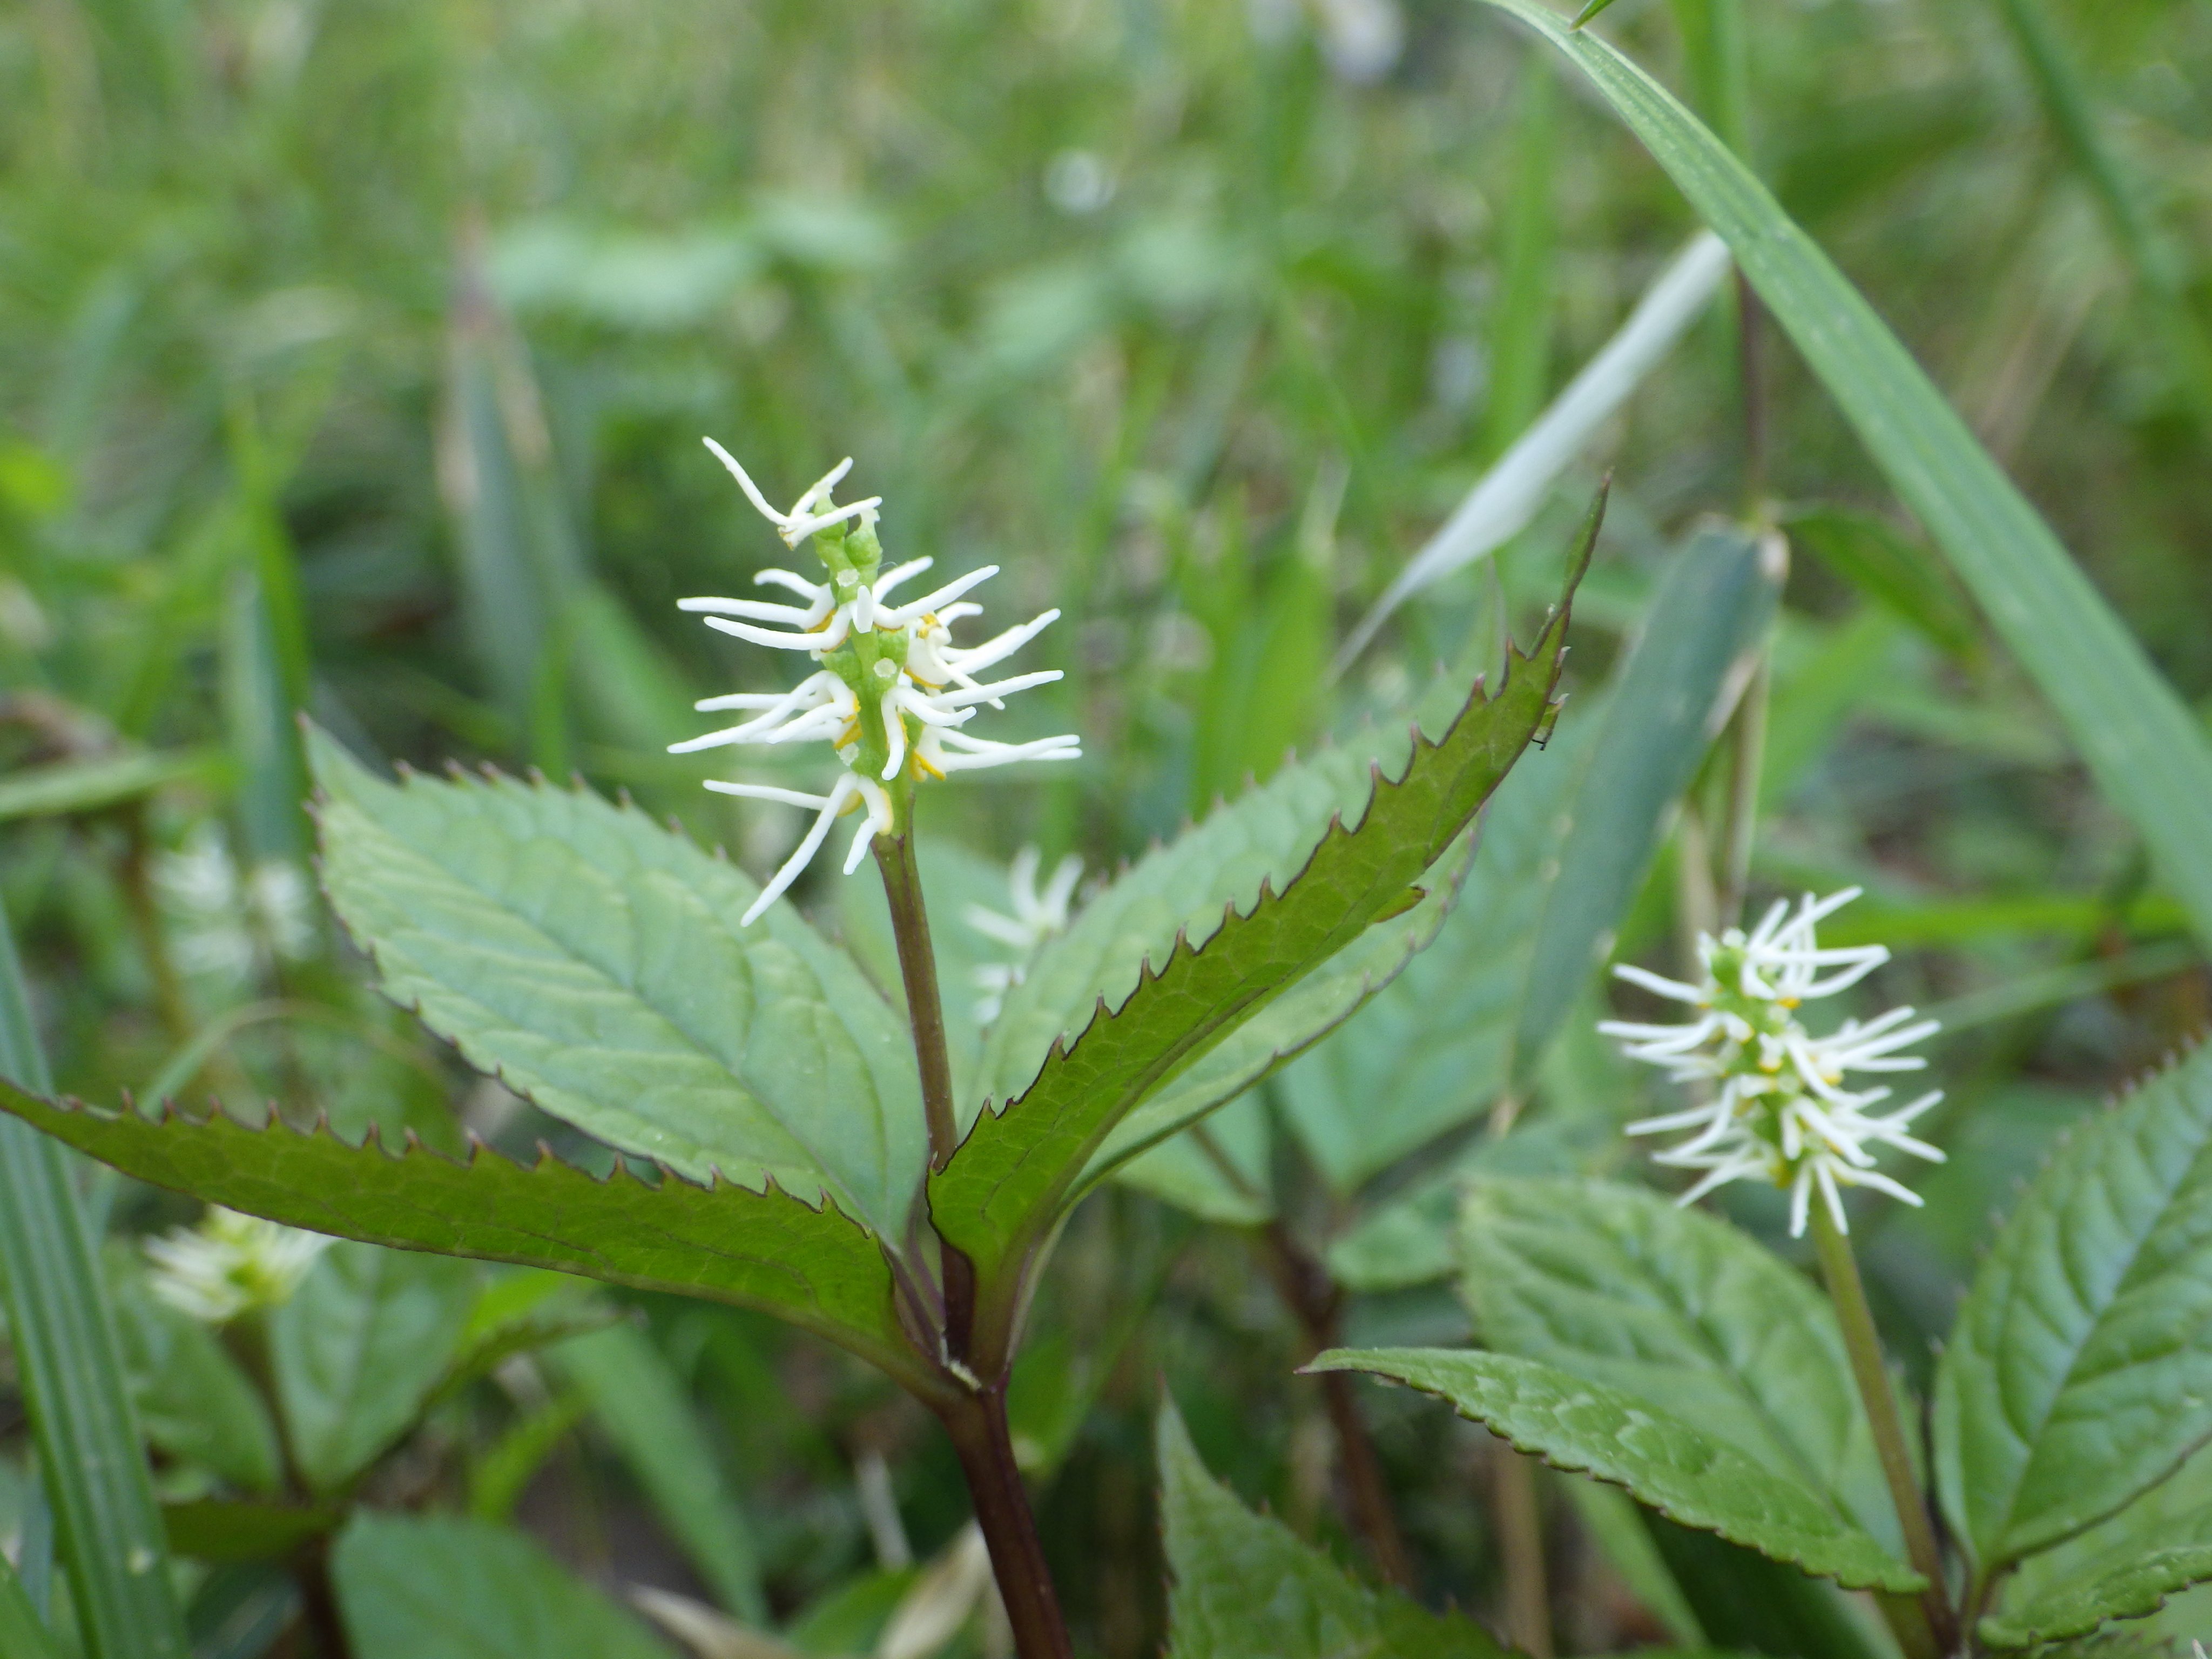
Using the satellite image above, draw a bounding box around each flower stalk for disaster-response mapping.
[1810,1205,1957,1657]
[677,443,1079,1659]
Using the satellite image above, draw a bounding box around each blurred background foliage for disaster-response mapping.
[2,0,2210,1651]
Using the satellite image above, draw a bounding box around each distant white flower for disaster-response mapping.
[144,1208,332,1324]
[673,442,1080,925]
[965,847,1082,1023]
[155,826,315,982]
[1600,887,1945,1237]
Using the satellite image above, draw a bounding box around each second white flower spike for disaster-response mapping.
[676,443,1080,924]
[1600,887,1945,1237]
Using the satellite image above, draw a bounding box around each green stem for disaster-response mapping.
[873,827,1073,1659]
[1809,1206,1957,1657]
[1717,653,1770,925]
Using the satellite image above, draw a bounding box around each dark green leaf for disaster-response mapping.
[554,1323,766,1623]
[1157,1397,1502,1659]
[1935,1041,2212,1570]
[272,1242,474,1493]
[934,512,1593,1360]
[0,1087,929,1390]
[1480,0,2212,952]
[1782,507,1979,663]
[307,727,925,1240]
[161,1499,341,1564]
[0,902,188,1658]
[1981,1538,2212,1649]
[333,1512,675,1659]
[1459,1177,1900,1556]
[1311,1347,1922,1593]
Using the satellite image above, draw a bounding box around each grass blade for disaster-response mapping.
[0,1553,62,1659]
[1337,231,1728,672]
[1480,0,2212,951]
[0,902,187,1658]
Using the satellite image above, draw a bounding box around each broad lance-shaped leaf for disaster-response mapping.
[1936,1040,2212,1571]
[0,1083,935,1393]
[1481,0,2212,950]
[1311,1348,1923,1594]
[1279,522,1777,1193]
[334,1512,675,1659]
[272,1243,474,1494]
[307,728,925,1240]
[1981,1539,2212,1649]
[1459,1178,1901,1559]
[1156,1397,1502,1659]
[934,512,1594,1358]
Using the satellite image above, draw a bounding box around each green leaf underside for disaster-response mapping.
[0,1082,923,1385]
[333,1512,675,1659]
[1461,1178,1900,1557]
[1280,523,1776,1193]
[1313,1348,1923,1593]
[273,1242,474,1493]
[934,538,1588,1336]
[1157,1398,1503,1659]
[1936,1041,2212,1569]
[1482,0,2212,950]
[307,728,925,1238]
[1981,1538,2212,1649]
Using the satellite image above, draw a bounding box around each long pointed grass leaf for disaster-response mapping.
[1479,0,2212,951]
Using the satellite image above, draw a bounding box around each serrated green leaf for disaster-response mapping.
[107,1254,283,1494]
[1085,827,1471,1195]
[1460,1177,1900,1557]
[1157,1397,1502,1659]
[307,728,925,1239]
[1935,1041,2212,1570]
[934,521,1591,1360]
[1280,524,1775,1193]
[1997,1440,2212,1646]
[333,1512,676,1659]
[1312,1347,1922,1593]
[554,1323,766,1623]
[0,1086,929,1390]
[272,1241,474,1493]
[1481,0,2212,951]
[1982,1539,2212,1649]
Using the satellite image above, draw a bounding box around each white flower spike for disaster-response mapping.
[966,847,1083,1024]
[144,1207,333,1325]
[1600,887,1945,1237]
[676,442,1080,925]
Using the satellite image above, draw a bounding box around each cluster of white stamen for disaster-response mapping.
[965,848,1083,1023]
[1600,887,1945,1237]
[674,442,1078,925]
[144,1207,332,1324]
